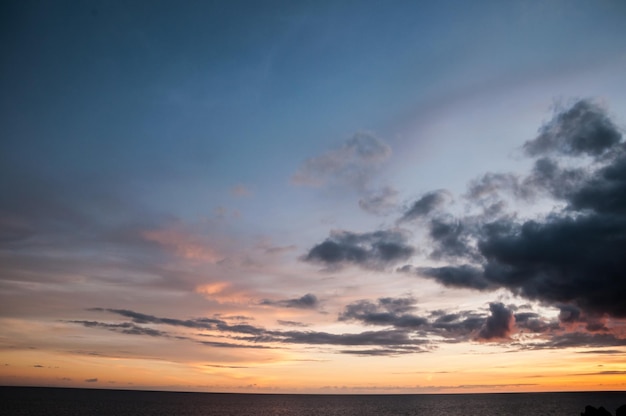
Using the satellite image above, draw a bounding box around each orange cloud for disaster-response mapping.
[194,282,252,304]
[143,227,223,263]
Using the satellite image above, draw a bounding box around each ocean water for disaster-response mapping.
[1,387,624,416]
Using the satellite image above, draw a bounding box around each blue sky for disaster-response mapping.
[2,0,626,392]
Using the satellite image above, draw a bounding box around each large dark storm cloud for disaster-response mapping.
[404,99,626,319]
[305,229,414,269]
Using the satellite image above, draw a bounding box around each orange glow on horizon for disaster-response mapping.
[2,343,625,394]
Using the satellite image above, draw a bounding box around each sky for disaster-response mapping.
[1,0,626,394]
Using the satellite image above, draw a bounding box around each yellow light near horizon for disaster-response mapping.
[2,334,625,394]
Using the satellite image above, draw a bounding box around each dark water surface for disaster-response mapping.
[1,387,625,416]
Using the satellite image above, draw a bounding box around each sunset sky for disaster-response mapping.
[2,0,626,394]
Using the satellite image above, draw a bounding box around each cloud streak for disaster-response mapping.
[260,294,319,309]
[77,307,433,355]
[72,289,626,357]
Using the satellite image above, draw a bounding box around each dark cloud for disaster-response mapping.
[557,305,609,332]
[88,308,222,330]
[576,349,626,355]
[523,100,622,157]
[339,297,427,329]
[515,312,558,334]
[277,320,310,327]
[340,297,523,344]
[378,296,418,314]
[428,218,478,261]
[260,293,319,309]
[69,320,169,337]
[217,323,266,336]
[430,311,485,340]
[477,303,515,341]
[400,190,449,222]
[216,314,255,322]
[526,332,626,350]
[524,157,587,200]
[568,154,626,214]
[400,100,626,319]
[558,304,583,323]
[478,214,626,317]
[419,212,626,318]
[198,340,272,349]
[88,308,265,336]
[405,265,491,290]
[85,378,98,383]
[79,300,624,353]
[339,347,426,356]
[305,229,414,269]
[82,307,431,355]
[274,328,428,349]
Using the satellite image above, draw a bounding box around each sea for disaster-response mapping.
[0,387,624,416]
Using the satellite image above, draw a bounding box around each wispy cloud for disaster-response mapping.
[292,132,398,215]
[292,132,391,190]
[142,225,223,263]
[69,320,170,337]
